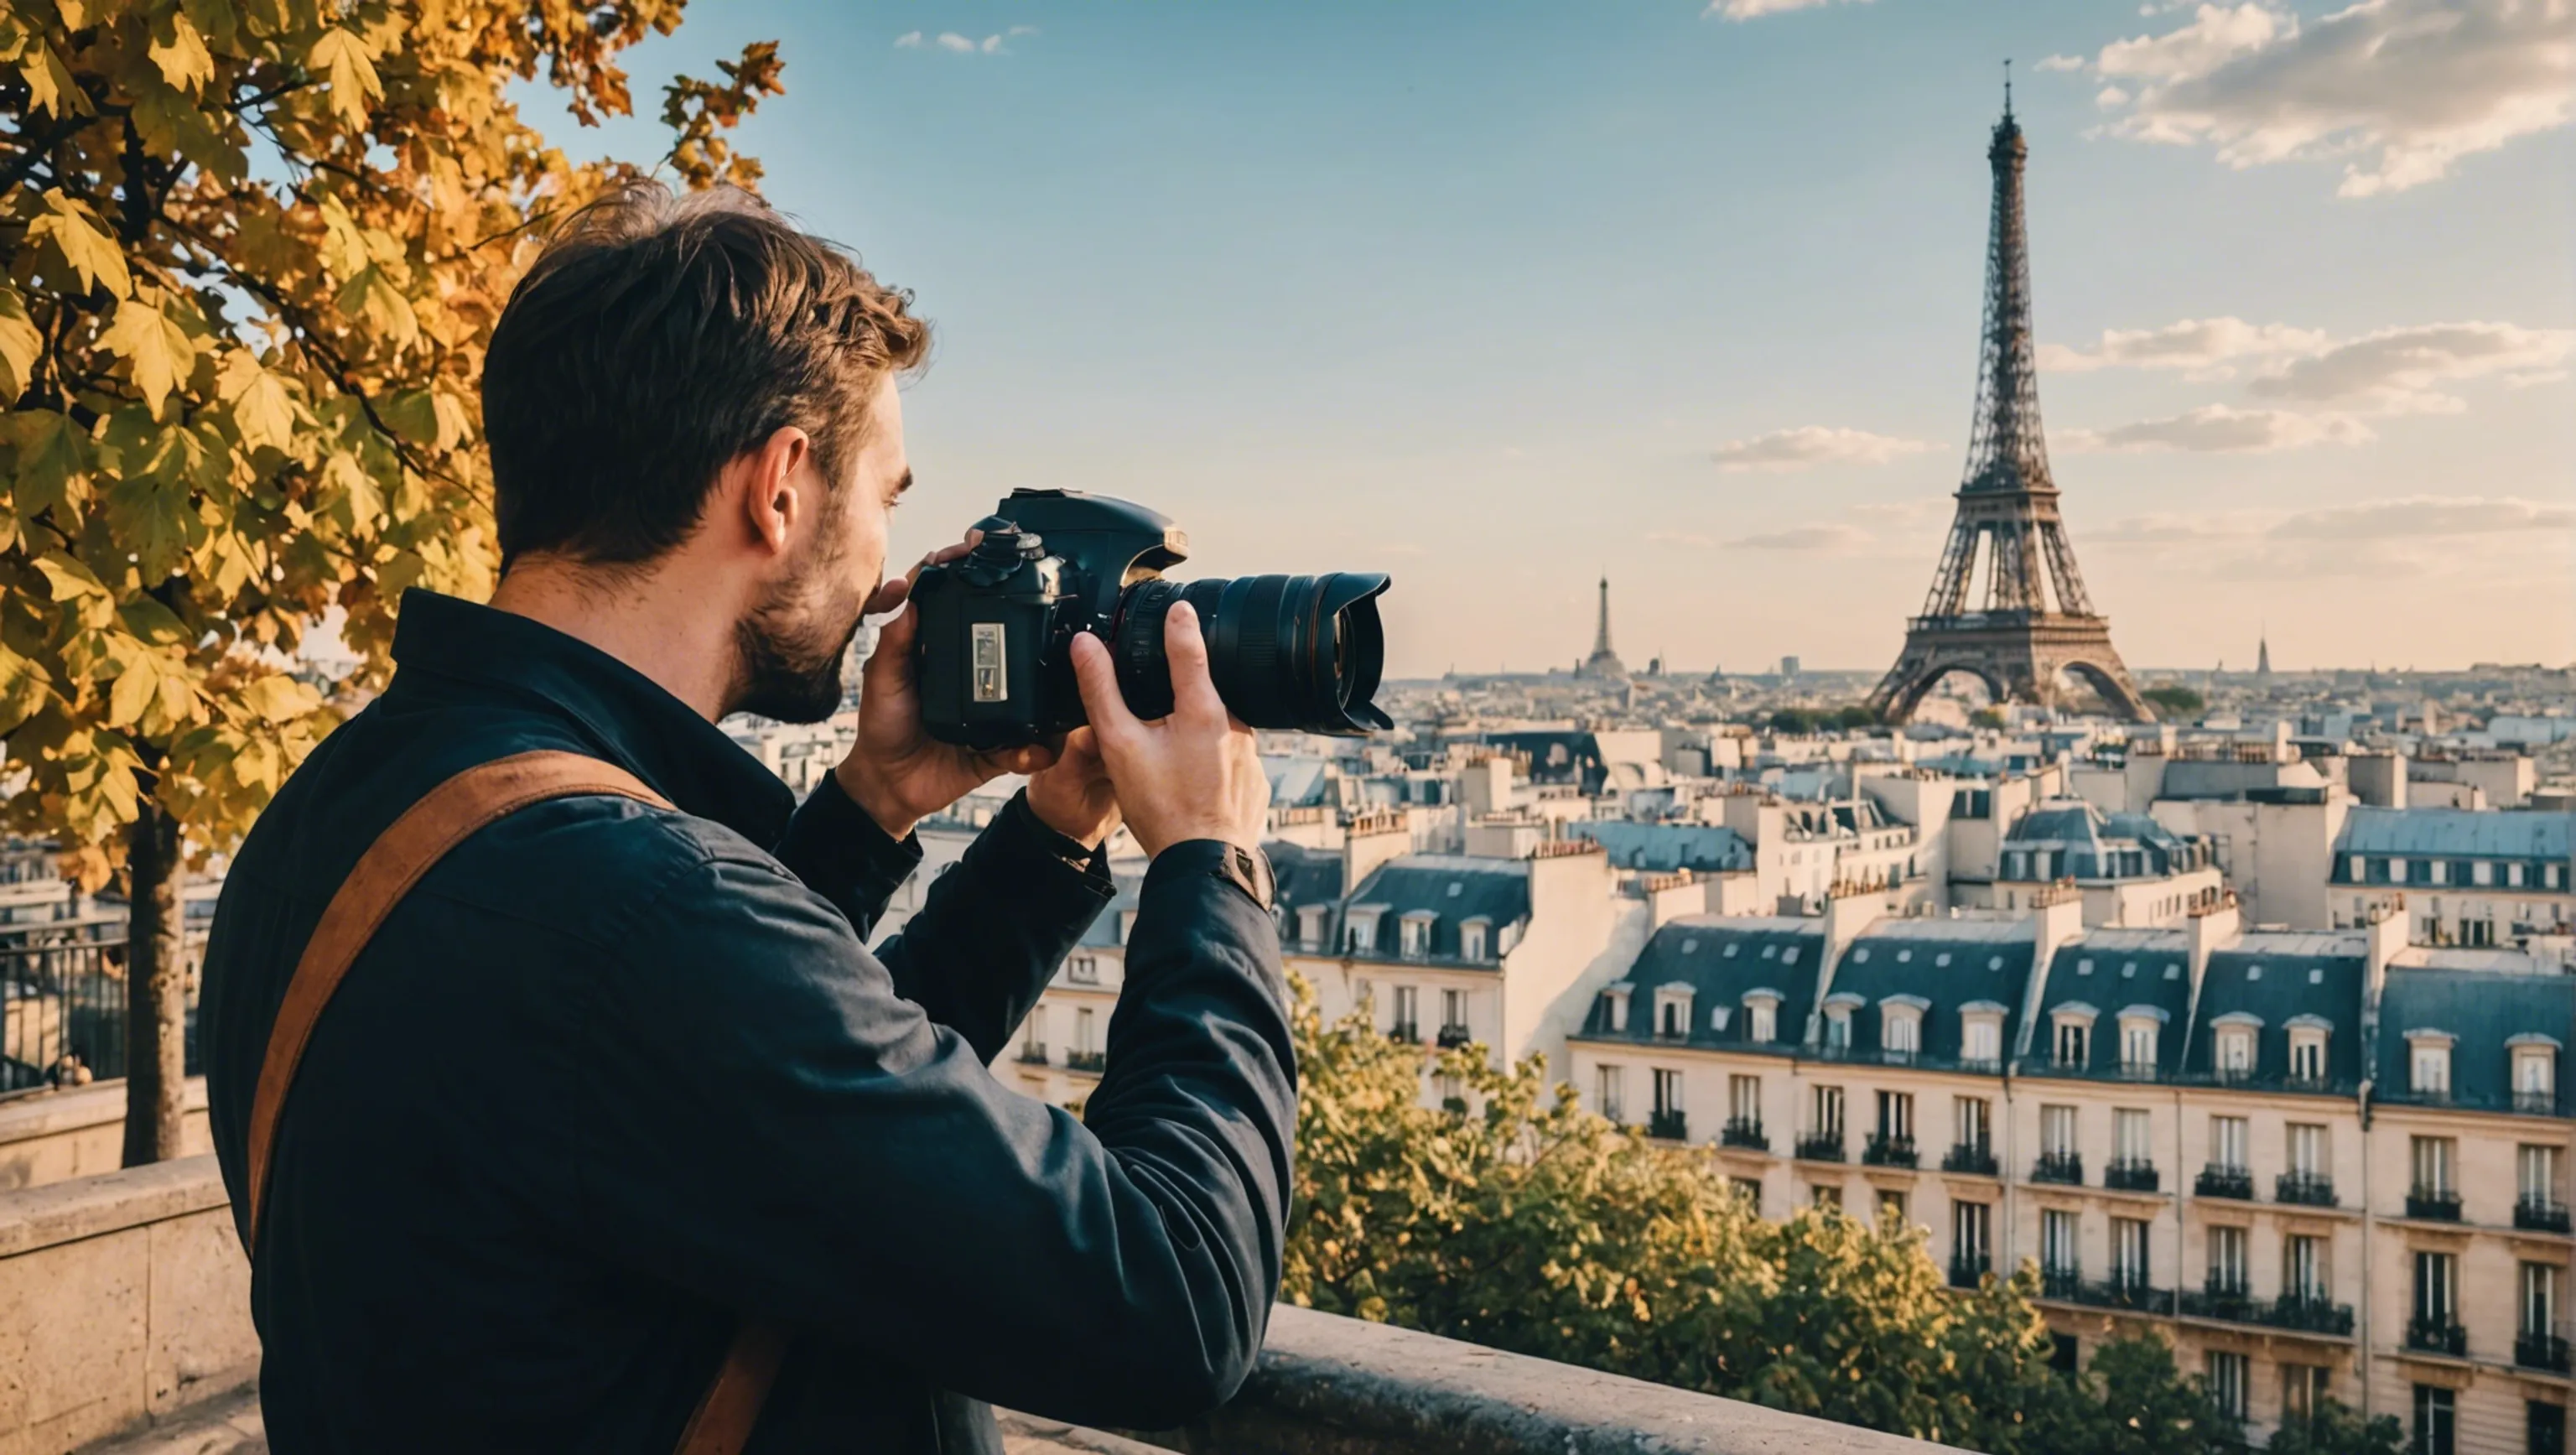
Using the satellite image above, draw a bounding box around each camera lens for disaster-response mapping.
[1111,574,1392,735]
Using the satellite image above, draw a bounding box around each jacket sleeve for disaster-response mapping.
[771,778,1114,1061]
[568,834,1296,1431]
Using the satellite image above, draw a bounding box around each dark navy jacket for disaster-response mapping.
[200,590,1296,1453]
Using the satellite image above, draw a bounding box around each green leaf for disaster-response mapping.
[0,640,51,735]
[117,595,190,646]
[29,195,130,299]
[335,266,418,351]
[381,387,440,446]
[181,0,240,46]
[0,285,42,402]
[148,8,215,94]
[12,411,91,522]
[105,470,201,583]
[308,28,382,128]
[101,298,199,417]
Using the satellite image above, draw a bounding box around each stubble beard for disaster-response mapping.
[730,536,871,725]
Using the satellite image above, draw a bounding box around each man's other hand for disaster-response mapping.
[1026,727,1121,850]
[1068,601,1269,859]
[838,533,1056,840]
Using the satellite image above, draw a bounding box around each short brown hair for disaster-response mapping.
[483,184,930,567]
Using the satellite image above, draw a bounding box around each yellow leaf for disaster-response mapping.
[148,9,215,94]
[236,673,320,725]
[29,195,130,299]
[0,285,41,400]
[34,551,109,602]
[107,652,164,729]
[308,28,382,127]
[181,0,239,46]
[100,299,198,417]
[322,449,383,527]
[11,409,91,523]
[335,265,417,351]
[117,595,190,646]
[220,353,296,453]
[0,640,51,734]
[17,39,88,117]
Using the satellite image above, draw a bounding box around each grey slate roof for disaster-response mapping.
[2183,931,2369,1094]
[2022,928,2194,1078]
[2373,965,2573,1115]
[1566,820,1754,874]
[1575,916,1822,1055]
[1265,840,1346,919]
[2334,807,2575,860]
[1343,854,1530,964]
[1829,920,2039,1072]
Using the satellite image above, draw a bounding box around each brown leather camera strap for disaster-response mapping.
[242,748,787,1455]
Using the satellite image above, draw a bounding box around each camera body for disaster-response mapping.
[911,489,1390,750]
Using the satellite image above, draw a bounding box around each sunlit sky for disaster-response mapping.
[539,1,2575,678]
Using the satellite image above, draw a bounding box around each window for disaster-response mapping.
[1652,1068,1684,1118]
[1877,1090,1914,1141]
[2288,1023,2329,1083]
[1813,1182,1842,1210]
[2415,1385,2456,1455]
[2119,1017,2158,1073]
[1391,985,1418,1036]
[2531,1402,2565,1455]
[1460,919,1488,961]
[2525,1145,2562,1204]
[1963,1014,2002,1065]
[1883,1007,1922,1058]
[2517,1042,2559,1109]
[1955,1095,1992,1151]
[1441,988,1467,1037]
[1812,1084,1845,1140]
[1596,1064,1626,1123]
[2283,1365,2329,1428]
[1067,954,1099,985]
[1074,1007,1097,1056]
[1399,913,1432,959]
[2526,1263,2563,1351]
[2206,1351,2248,1423]
[1730,1177,1763,1208]
[2415,1250,2458,1326]
[1745,994,1779,1045]
[1346,911,1379,954]
[2042,1104,2079,1156]
[2042,1208,2079,1275]
[2111,1217,2150,1286]
[2114,1108,2150,1164]
[2412,1135,2457,1197]
[2285,1234,2324,1300]
[1824,1006,1852,1049]
[2210,1115,2249,1170]
[2208,1224,2248,1292]
[2054,1018,2090,1068]
[1655,985,1694,1038]
[1953,1200,1992,1265]
[1296,904,1329,948]
[2411,1035,2454,1097]
[1877,1187,1907,1225]
[2215,1025,2256,1078]
[2288,1123,2327,1177]
[1605,984,1631,1032]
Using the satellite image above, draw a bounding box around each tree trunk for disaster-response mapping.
[120,803,188,1167]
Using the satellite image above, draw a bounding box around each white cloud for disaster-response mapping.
[901,25,1037,55]
[2056,404,2373,453]
[1709,425,1940,471]
[2090,496,2575,583]
[1705,0,1872,19]
[1723,524,1873,552]
[893,30,922,48]
[2034,54,2090,72]
[2267,496,2576,541]
[2070,0,2576,196]
[2038,316,2329,377]
[2245,322,2576,412]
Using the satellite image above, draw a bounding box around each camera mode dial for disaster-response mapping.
[959,517,1047,587]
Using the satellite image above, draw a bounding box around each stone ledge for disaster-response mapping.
[0,1079,209,1148]
[1139,1304,1931,1455]
[0,1154,232,1259]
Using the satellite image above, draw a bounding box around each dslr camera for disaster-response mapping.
[911,490,1392,750]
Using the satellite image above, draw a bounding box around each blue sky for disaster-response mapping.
[543,1,2574,676]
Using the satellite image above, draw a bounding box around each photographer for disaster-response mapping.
[200,184,1292,1453]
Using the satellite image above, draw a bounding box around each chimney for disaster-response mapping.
[1820,879,1880,965]
[2360,892,2407,1011]
[2187,888,2241,988]
[2029,879,2086,976]
[1342,808,1412,891]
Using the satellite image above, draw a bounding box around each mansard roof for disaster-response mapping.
[2024,928,2193,1078]
[2334,806,2574,860]
[1830,920,2038,1070]
[2374,963,2573,1115]
[1566,819,1754,874]
[1265,840,1346,917]
[1576,916,1822,1053]
[2183,930,2369,1094]
[1343,854,1531,962]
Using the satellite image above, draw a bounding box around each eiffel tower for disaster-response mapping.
[1866,79,2150,725]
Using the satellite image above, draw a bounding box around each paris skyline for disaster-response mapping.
[540,1,2574,678]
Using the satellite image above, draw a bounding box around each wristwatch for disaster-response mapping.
[1215,843,1276,913]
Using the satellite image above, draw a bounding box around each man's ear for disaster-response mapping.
[733,426,813,558]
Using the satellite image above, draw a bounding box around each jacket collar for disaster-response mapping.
[387,588,795,845]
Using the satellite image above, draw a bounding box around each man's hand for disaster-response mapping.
[1068,600,1269,859]
[1025,727,1121,850]
[838,535,1056,840]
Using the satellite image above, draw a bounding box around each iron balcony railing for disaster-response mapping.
[2517,1089,2563,1116]
[2516,1195,2573,1234]
[1064,1049,1107,1073]
[1017,1043,1050,1065]
[2276,1171,2338,1208]
[1387,1021,1420,1044]
[2040,1266,2083,1302]
[0,934,202,1093]
[1947,1254,1990,1290]
[2517,1331,2573,1374]
[1862,1133,1919,1168]
[1647,1109,1688,1142]
[1435,1024,1472,1049]
[2045,1272,2169,1313]
[1942,1141,1999,1176]
[2195,1165,2254,1199]
[1720,1116,1768,1151]
[2405,1186,2462,1222]
[1794,1131,1846,1162]
[2105,1158,2160,1193]
[2176,1286,2355,1338]
[2032,1150,2084,1185]
[2406,1317,2469,1358]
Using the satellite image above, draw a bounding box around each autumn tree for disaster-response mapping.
[0,0,782,1161]
[1280,981,2222,1453]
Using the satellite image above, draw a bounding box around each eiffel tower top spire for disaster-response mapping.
[1961,75,2053,501]
[1581,575,1627,679]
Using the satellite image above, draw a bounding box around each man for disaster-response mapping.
[201,184,1292,1452]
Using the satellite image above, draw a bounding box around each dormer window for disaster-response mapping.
[2116,1007,2166,1076]
[2049,1004,2097,1069]
[1654,983,1696,1039]
[1880,995,1929,1062]
[1296,903,1329,950]
[2285,1016,2332,1085]
[2407,1031,2454,1099]
[1603,981,1633,1033]
[1399,910,1438,959]
[1823,992,1862,1051]
[2211,1013,2262,1081]
[1742,989,1781,1045]
[2511,1035,2560,1113]
[1460,916,1492,963]
[1960,1002,2006,1067]
[1344,907,1384,955]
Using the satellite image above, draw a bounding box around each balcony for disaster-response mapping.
[2040,1265,2083,1302]
[1941,1142,1998,1177]
[1387,1021,1420,1045]
[1947,1254,1991,1290]
[2275,1171,2337,1207]
[2103,1158,2159,1193]
[2404,1185,2462,1222]
[2031,1150,2084,1186]
[2194,1165,2253,1200]
[1064,1049,1107,1073]
[1861,1133,1919,1168]
[2176,1287,2355,1338]
[1435,1024,1472,1049]
[2045,1273,2169,1314]
[2517,1089,2563,1116]
[1017,1043,1050,1065]
[1647,1109,1688,1142]
[2518,1331,2573,1374]
[2516,1195,2573,1234]
[2405,1317,2469,1358]
[1794,1131,1846,1163]
[1720,1116,1769,1151]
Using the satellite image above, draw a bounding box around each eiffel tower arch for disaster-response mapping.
[1867,81,2151,725]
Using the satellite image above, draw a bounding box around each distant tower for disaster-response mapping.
[1865,79,2151,725]
[2257,631,2273,681]
[1581,576,1628,679]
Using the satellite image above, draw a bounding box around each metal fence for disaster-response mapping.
[0,936,202,1095]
